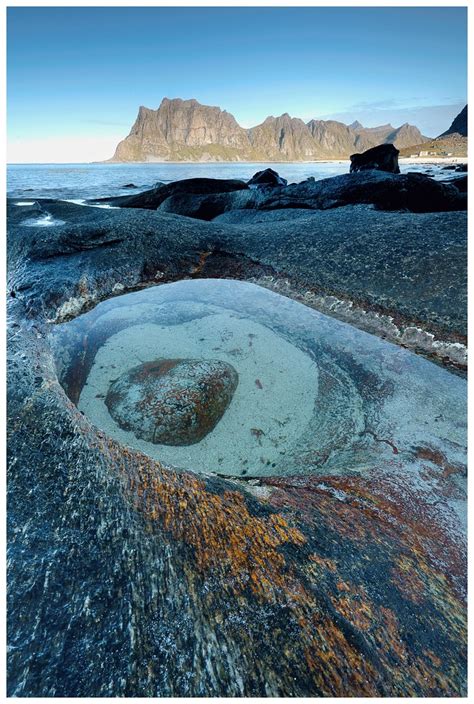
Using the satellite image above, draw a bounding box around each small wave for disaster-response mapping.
[65,199,120,210]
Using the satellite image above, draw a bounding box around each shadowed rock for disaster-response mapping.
[247,168,287,188]
[105,358,238,445]
[444,175,468,193]
[105,171,466,220]
[350,143,400,174]
[90,177,248,209]
[438,105,467,138]
[257,170,466,213]
[157,189,262,220]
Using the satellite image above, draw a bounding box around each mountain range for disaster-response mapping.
[108,98,429,162]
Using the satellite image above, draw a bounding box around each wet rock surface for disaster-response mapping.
[105,358,238,445]
[7,175,467,696]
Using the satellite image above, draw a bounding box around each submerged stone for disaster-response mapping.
[105,358,238,445]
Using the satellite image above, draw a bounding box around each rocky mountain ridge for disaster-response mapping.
[399,105,468,158]
[109,97,428,162]
[439,105,467,138]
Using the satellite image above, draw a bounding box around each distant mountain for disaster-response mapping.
[398,105,467,158]
[108,98,427,162]
[438,105,467,138]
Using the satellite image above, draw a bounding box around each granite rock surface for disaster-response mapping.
[7,181,467,696]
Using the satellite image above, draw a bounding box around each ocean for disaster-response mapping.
[6,160,449,201]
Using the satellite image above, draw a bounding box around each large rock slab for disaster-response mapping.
[6,199,467,366]
[145,171,466,220]
[105,358,238,445]
[257,170,466,213]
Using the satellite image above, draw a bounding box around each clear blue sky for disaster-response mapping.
[7,6,467,161]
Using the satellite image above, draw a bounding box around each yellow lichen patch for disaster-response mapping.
[336,580,351,592]
[424,649,442,668]
[97,438,465,696]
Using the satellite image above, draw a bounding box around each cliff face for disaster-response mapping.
[109,98,427,162]
[438,105,467,138]
[112,99,253,162]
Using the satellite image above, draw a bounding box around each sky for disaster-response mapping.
[7,6,467,163]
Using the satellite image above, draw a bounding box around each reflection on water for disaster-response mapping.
[48,279,466,478]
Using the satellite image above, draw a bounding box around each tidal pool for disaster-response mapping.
[48,278,466,479]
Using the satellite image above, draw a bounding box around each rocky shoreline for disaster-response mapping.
[7,164,467,696]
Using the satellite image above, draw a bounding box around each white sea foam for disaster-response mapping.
[21,213,65,227]
[65,198,119,210]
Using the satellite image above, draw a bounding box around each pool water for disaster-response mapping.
[48,278,466,478]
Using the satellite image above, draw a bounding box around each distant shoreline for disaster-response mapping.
[8,157,468,166]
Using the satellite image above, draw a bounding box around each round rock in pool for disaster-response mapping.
[105,358,238,446]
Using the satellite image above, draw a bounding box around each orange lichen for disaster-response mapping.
[302,613,379,696]
[309,554,337,572]
[123,453,306,601]
[330,584,374,631]
[90,433,466,697]
[391,554,426,604]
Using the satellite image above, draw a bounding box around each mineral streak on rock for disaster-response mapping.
[105,358,238,445]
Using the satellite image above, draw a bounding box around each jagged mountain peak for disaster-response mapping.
[438,105,467,138]
[109,97,429,162]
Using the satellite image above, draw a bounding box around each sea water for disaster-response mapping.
[7,160,453,201]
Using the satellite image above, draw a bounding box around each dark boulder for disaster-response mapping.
[248,168,287,188]
[350,143,400,174]
[121,183,138,188]
[90,178,249,210]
